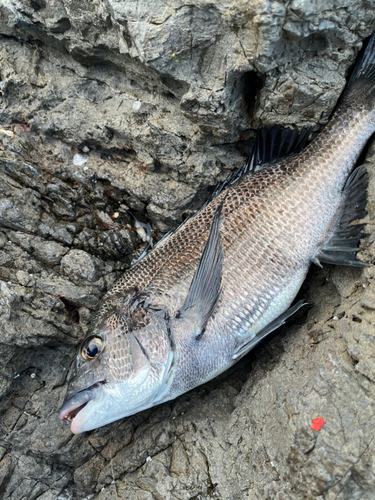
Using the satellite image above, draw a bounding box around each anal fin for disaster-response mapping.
[313,165,371,268]
[232,300,306,360]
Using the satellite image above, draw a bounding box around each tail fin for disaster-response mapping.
[343,34,375,109]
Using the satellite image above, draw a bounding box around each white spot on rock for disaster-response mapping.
[73,153,89,166]
[133,100,142,111]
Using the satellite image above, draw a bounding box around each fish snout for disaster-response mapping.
[59,383,103,428]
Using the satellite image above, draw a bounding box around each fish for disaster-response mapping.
[60,34,375,434]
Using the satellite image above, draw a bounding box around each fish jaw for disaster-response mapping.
[64,384,154,434]
[59,382,136,434]
[70,385,112,434]
[59,383,102,434]
[59,359,172,433]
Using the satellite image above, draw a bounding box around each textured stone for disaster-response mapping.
[60,249,102,283]
[31,238,69,266]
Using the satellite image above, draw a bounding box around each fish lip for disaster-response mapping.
[59,382,104,423]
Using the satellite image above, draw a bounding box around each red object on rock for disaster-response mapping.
[310,417,326,431]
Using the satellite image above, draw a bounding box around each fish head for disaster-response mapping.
[59,294,175,434]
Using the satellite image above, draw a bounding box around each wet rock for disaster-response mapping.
[0,1,375,500]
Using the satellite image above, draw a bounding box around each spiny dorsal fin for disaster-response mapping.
[313,165,370,268]
[347,34,375,86]
[248,126,312,170]
[212,126,311,199]
[177,200,224,329]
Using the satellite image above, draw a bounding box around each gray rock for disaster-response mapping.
[31,238,69,266]
[0,1,374,499]
[0,281,17,321]
[60,249,101,283]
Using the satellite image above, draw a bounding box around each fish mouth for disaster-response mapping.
[59,401,88,423]
[59,383,103,426]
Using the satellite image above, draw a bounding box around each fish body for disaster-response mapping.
[60,35,375,434]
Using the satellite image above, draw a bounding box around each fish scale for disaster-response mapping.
[60,34,375,433]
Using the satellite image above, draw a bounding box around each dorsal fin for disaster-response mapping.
[212,126,311,199]
[248,127,311,169]
[347,34,375,87]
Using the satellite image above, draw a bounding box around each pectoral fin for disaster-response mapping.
[177,201,224,331]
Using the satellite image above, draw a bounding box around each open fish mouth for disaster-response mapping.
[60,402,88,422]
[59,383,103,424]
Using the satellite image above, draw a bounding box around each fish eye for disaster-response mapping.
[81,336,103,360]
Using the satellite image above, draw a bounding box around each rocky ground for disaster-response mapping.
[1,1,375,499]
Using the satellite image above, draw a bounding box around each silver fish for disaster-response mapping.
[60,35,375,434]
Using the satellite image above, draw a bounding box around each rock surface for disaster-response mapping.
[0,1,375,499]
